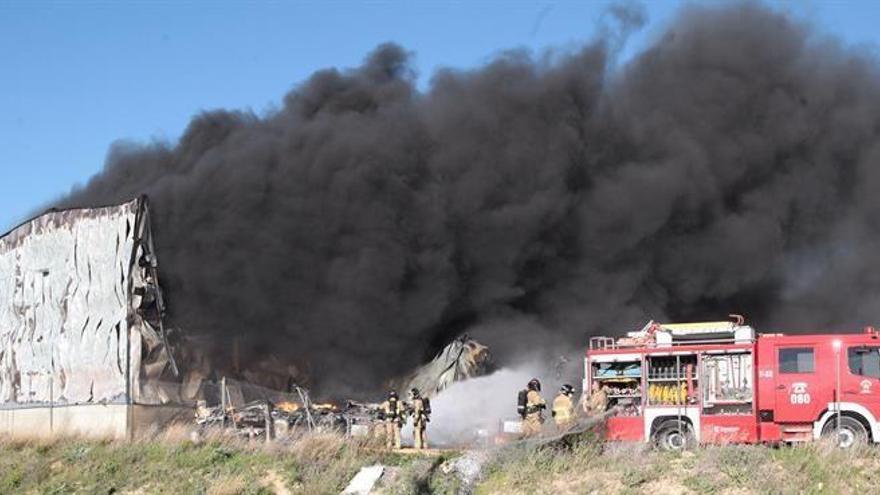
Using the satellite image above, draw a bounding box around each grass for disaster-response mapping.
[5,429,880,494]
[476,438,880,495]
[0,429,413,495]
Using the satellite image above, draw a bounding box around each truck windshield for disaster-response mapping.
[848,346,880,378]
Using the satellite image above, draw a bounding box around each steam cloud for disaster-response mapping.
[56,3,880,396]
[405,365,543,446]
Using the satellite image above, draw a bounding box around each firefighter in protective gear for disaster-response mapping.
[522,378,546,438]
[552,384,576,433]
[409,388,430,449]
[381,390,404,449]
[583,380,608,416]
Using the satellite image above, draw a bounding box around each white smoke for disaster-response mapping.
[401,363,579,447]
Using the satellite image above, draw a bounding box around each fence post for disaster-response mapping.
[264,401,274,443]
[220,377,227,429]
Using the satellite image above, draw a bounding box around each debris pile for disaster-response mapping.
[194,396,360,439]
[190,336,492,444]
[192,380,391,440]
[400,336,492,398]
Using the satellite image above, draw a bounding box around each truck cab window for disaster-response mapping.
[848,346,880,378]
[779,347,815,373]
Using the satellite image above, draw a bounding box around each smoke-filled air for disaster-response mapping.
[55,2,880,397]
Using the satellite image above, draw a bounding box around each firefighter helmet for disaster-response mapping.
[388,389,398,399]
[528,378,542,392]
[560,384,574,395]
[410,387,421,398]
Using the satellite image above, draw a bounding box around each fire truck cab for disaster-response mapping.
[585,318,880,449]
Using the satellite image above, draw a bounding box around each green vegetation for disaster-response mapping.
[478,439,880,494]
[4,432,880,494]
[0,431,409,494]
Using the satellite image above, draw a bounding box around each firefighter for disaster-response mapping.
[409,387,430,450]
[194,400,211,423]
[381,389,404,449]
[584,380,608,416]
[552,384,576,433]
[521,378,546,438]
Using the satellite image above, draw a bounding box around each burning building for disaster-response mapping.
[0,197,184,439]
[11,2,880,412]
[52,2,880,401]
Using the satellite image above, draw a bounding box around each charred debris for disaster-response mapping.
[191,336,492,440]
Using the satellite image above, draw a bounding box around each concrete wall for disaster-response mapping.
[131,404,193,437]
[0,404,191,440]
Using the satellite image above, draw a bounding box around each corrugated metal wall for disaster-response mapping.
[0,200,144,407]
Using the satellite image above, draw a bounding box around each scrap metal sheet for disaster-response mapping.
[0,201,141,406]
[402,338,491,398]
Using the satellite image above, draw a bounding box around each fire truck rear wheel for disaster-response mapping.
[653,421,695,451]
[821,416,868,449]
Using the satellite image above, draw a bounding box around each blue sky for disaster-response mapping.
[1,0,879,232]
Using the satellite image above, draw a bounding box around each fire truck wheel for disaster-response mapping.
[821,416,868,449]
[653,421,695,451]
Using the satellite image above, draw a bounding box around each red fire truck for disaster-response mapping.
[584,317,880,450]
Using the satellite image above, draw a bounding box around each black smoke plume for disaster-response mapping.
[57,2,880,396]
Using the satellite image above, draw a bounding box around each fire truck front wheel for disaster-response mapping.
[821,416,869,449]
[652,420,695,451]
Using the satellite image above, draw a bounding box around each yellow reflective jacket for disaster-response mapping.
[381,398,404,423]
[552,393,574,423]
[525,390,546,417]
[588,388,608,414]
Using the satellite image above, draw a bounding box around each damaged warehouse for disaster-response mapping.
[0,197,185,439]
[0,195,494,441]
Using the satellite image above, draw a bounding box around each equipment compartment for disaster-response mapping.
[646,355,698,406]
[591,361,642,416]
[701,352,753,415]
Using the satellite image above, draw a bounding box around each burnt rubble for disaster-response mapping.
[191,336,492,440]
